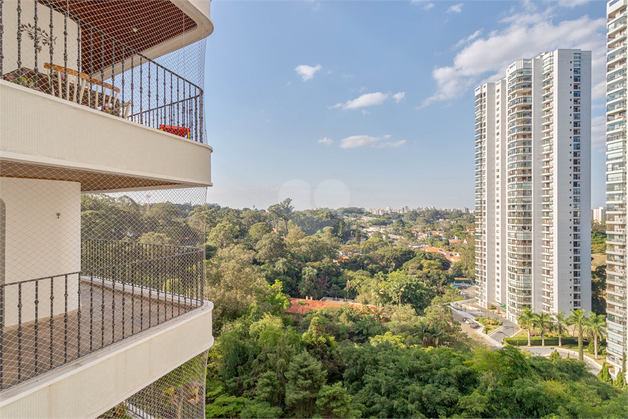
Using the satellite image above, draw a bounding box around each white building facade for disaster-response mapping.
[592,206,607,223]
[606,0,628,375]
[475,49,592,323]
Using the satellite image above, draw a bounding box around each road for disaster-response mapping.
[451,285,519,344]
[523,346,602,375]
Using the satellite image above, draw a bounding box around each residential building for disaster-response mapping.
[592,206,607,223]
[606,0,628,376]
[0,1,214,417]
[475,49,592,323]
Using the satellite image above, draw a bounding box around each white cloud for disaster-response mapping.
[375,140,406,148]
[411,0,434,10]
[339,134,404,149]
[295,64,322,81]
[318,137,333,145]
[454,29,482,50]
[591,115,606,152]
[393,92,406,103]
[447,3,463,13]
[362,110,370,115]
[341,74,353,79]
[421,11,606,107]
[286,82,291,86]
[331,92,389,110]
[327,69,333,74]
[556,0,594,8]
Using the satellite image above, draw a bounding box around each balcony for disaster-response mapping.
[0,240,213,417]
[1,0,213,193]
[1,240,205,390]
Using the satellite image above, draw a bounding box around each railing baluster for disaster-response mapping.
[49,2,53,95]
[64,274,68,363]
[89,27,93,108]
[63,5,68,99]
[34,279,39,374]
[33,0,38,90]
[50,276,54,370]
[100,33,104,111]
[89,274,93,352]
[17,283,22,382]
[77,273,81,358]
[0,0,4,77]
[101,271,105,348]
[112,268,115,344]
[16,0,21,81]
[139,56,143,124]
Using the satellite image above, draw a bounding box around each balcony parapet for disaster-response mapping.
[0,239,205,392]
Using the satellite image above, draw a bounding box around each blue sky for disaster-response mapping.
[203,0,608,210]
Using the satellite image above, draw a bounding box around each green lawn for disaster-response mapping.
[591,253,606,269]
[509,330,606,366]
[476,317,503,335]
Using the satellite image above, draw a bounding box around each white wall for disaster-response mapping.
[0,177,80,326]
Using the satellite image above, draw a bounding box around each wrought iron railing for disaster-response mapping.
[0,0,205,143]
[0,240,204,391]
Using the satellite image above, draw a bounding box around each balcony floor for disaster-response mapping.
[1,281,199,391]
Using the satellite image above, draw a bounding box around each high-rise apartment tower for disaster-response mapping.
[606,0,628,375]
[475,49,592,323]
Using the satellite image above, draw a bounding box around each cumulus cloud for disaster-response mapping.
[447,3,463,13]
[331,92,389,110]
[421,10,606,107]
[374,140,406,148]
[339,135,405,149]
[453,29,482,50]
[318,137,333,145]
[393,92,406,103]
[556,0,595,7]
[295,64,322,81]
[411,0,434,10]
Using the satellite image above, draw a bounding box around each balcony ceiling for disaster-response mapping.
[44,0,197,72]
[0,161,180,192]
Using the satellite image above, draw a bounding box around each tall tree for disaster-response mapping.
[532,312,553,347]
[553,311,569,347]
[567,309,587,361]
[284,351,327,418]
[584,312,607,360]
[268,198,294,236]
[517,307,535,347]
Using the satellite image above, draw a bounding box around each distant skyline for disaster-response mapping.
[204,0,607,210]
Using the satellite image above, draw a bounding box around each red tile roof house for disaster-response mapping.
[285,298,379,316]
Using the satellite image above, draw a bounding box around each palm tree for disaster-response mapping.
[567,309,587,361]
[584,312,607,360]
[532,312,553,347]
[517,307,535,346]
[553,311,569,347]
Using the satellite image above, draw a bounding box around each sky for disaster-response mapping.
[203,0,609,211]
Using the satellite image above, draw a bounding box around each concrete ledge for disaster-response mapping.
[1,81,212,191]
[0,301,213,418]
